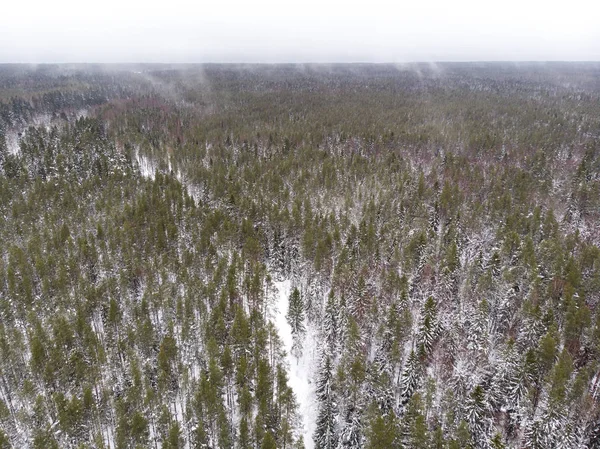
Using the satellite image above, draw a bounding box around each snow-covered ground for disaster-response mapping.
[272,280,319,449]
[5,131,21,155]
[135,150,157,179]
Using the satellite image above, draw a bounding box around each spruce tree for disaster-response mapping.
[314,355,338,449]
[401,350,421,403]
[287,286,305,338]
[323,290,338,355]
[365,406,399,449]
[418,296,439,358]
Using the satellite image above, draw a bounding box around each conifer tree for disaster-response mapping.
[401,350,422,403]
[466,385,488,442]
[314,355,338,449]
[365,405,399,449]
[418,296,439,358]
[287,287,305,358]
[323,290,339,355]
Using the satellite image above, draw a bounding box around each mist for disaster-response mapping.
[2,0,599,63]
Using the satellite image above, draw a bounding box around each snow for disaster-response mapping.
[134,152,202,205]
[32,113,52,128]
[76,109,89,119]
[272,280,319,449]
[5,131,20,155]
[131,153,317,446]
[135,150,157,179]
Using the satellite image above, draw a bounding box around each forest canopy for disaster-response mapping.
[0,63,599,449]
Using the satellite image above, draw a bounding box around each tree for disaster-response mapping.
[158,330,179,395]
[262,431,277,449]
[287,287,305,358]
[401,350,421,403]
[451,420,473,449]
[314,355,338,449]
[402,393,428,448]
[418,297,439,358]
[410,414,429,449]
[164,422,182,449]
[238,417,250,449]
[465,385,488,441]
[365,406,399,449]
[323,290,339,355]
[548,350,573,409]
[0,129,7,175]
[490,432,506,449]
[0,429,10,449]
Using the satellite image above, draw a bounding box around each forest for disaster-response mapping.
[0,62,599,448]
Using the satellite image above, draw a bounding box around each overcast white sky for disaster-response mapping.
[1,0,599,63]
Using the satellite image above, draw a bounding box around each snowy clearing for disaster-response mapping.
[272,280,319,449]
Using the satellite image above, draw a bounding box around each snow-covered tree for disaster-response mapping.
[287,287,306,358]
[314,355,338,449]
[401,350,422,403]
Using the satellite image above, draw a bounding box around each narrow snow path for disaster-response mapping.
[272,280,318,449]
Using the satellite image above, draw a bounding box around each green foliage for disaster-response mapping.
[1,64,599,449]
[0,429,10,449]
[365,405,400,449]
[287,287,305,336]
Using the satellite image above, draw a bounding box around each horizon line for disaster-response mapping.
[1,60,600,65]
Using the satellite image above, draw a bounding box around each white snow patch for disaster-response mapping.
[175,169,201,203]
[134,152,202,205]
[272,280,319,449]
[31,113,52,128]
[135,151,157,179]
[5,131,20,155]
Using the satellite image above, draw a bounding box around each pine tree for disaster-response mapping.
[323,290,339,355]
[401,393,428,448]
[410,414,429,449]
[0,128,7,175]
[365,405,399,449]
[238,417,250,449]
[314,397,338,449]
[261,431,277,449]
[524,420,545,449]
[450,422,471,449]
[314,355,338,449]
[401,350,422,403]
[164,422,182,449]
[547,350,573,410]
[287,287,305,359]
[465,385,488,443]
[467,299,489,354]
[0,429,9,449]
[418,296,439,357]
[340,408,362,449]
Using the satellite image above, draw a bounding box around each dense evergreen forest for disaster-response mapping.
[0,63,600,449]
